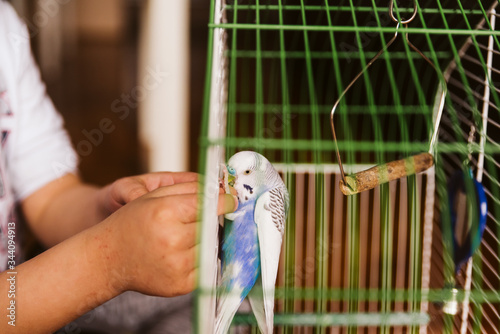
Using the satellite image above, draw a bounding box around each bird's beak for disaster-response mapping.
[228,173,236,187]
[226,165,236,187]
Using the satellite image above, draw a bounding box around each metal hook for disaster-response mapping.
[390,0,418,24]
[330,0,446,195]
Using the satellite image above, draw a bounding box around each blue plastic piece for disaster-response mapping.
[447,168,488,274]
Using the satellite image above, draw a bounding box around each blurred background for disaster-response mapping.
[7,0,210,186]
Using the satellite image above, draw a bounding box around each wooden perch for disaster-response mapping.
[339,152,434,195]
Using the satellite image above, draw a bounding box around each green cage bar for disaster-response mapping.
[197,1,500,333]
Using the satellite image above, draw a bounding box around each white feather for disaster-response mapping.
[217,151,288,334]
[248,276,267,333]
[215,287,244,334]
[252,186,288,334]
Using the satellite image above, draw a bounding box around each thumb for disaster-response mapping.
[217,194,238,215]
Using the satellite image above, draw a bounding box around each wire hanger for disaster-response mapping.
[330,0,447,195]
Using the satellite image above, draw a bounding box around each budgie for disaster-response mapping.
[216,151,289,334]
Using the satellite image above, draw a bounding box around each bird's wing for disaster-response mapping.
[252,186,288,334]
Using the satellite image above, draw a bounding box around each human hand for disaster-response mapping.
[96,172,199,218]
[99,180,238,297]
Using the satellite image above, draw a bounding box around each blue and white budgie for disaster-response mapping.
[216,151,289,334]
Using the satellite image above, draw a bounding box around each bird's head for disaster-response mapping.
[226,151,282,204]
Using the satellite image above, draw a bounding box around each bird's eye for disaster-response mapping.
[245,170,251,175]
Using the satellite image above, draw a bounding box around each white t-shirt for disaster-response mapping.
[0,2,78,271]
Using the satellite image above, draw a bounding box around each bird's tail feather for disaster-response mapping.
[215,292,244,334]
[248,275,273,334]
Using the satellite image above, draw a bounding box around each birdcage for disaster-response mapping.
[196,1,500,333]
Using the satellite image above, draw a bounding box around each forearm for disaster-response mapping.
[0,218,121,333]
[23,174,108,247]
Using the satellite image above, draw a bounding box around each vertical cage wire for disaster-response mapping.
[197,0,229,332]
[197,1,500,333]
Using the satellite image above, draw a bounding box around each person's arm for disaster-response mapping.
[22,172,199,247]
[1,183,237,333]
[1,215,122,333]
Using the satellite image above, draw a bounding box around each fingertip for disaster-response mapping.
[218,193,238,214]
[229,186,237,197]
[229,194,239,212]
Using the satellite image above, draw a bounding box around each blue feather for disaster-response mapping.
[221,200,261,302]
